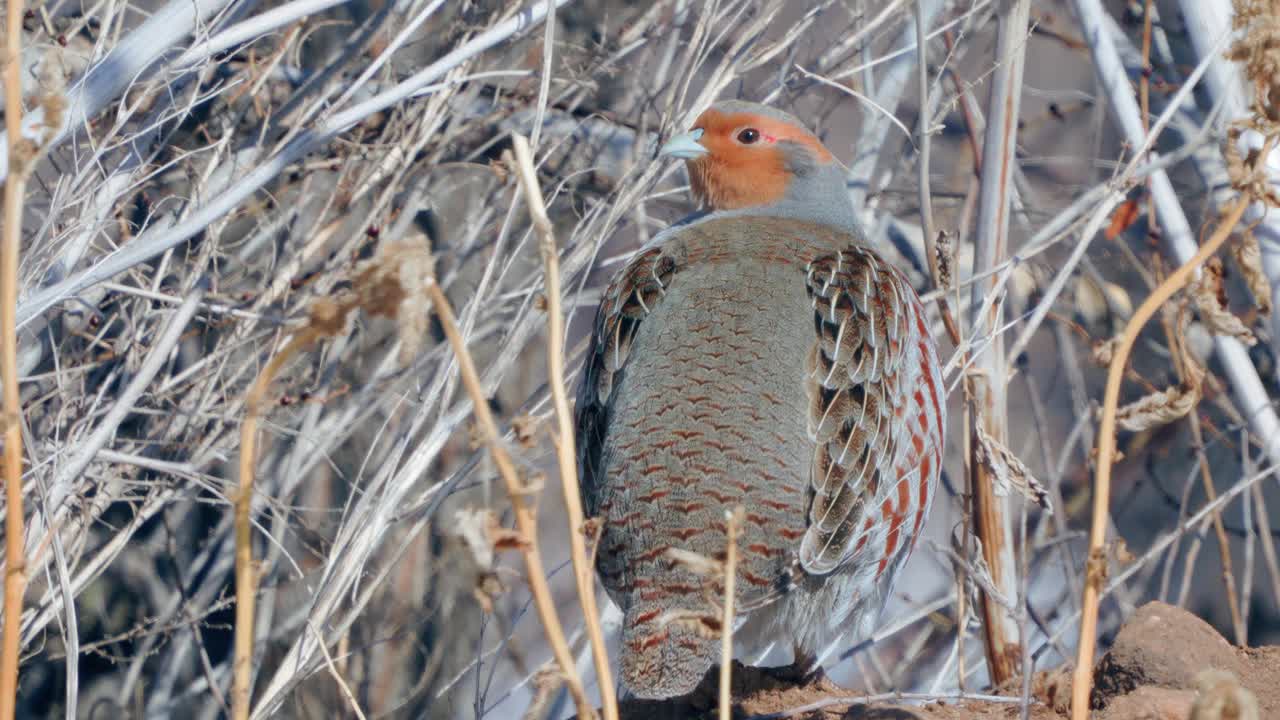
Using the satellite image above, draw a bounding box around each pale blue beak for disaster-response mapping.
[658,128,708,160]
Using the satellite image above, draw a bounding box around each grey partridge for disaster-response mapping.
[575,100,946,699]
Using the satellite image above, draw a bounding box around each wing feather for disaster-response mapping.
[577,247,676,516]
[799,247,945,577]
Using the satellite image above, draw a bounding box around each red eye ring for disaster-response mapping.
[736,128,760,144]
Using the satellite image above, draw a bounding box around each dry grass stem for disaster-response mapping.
[721,506,745,720]
[1,0,29,714]
[508,133,617,720]
[311,623,367,720]
[424,280,594,719]
[966,0,1032,686]
[6,1,1280,715]
[235,241,432,717]
[1071,192,1253,720]
[236,326,321,720]
[666,547,725,578]
[915,5,961,348]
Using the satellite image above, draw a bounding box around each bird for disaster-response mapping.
[575,100,946,700]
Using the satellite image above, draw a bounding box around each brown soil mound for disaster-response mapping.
[582,601,1279,719]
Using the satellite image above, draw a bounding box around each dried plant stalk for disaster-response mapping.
[720,506,744,720]
[966,0,1031,686]
[234,241,432,718]
[1,0,29,713]
[508,134,617,720]
[236,323,326,719]
[1072,193,1252,720]
[424,281,594,719]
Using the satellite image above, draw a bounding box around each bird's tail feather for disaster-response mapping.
[618,603,717,700]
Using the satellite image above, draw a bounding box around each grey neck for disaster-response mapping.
[694,162,863,239]
[645,157,865,252]
[772,161,862,237]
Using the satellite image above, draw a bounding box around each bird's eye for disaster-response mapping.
[736,128,760,144]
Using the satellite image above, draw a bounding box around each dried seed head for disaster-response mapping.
[1232,229,1272,316]
[512,414,539,448]
[1228,0,1280,138]
[307,297,352,337]
[1101,281,1133,321]
[1192,257,1256,345]
[974,426,1052,510]
[1114,383,1200,432]
[1009,263,1039,314]
[473,572,505,614]
[1074,276,1109,331]
[453,507,498,572]
[350,239,435,365]
[935,230,954,289]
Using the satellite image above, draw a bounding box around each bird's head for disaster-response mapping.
[659,101,852,223]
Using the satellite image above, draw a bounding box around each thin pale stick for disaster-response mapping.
[509,134,617,720]
[309,623,367,720]
[1,0,30,710]
[914,1,960,347]
[721,506,745,720]
[236,327,321,719]
[425,281,594,719]
[967,0,1031,687]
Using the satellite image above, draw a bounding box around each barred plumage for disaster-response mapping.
[575,101,945,700]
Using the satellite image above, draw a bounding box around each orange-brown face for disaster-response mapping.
[679,108,834,211]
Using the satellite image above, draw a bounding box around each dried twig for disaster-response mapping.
[310,623,367,720]
[235,237,435,717]
[236,320,328,719]
[508,133,617,720]
[15,0,574,330]
[721,506,745,720]
[425,280,594,719]
[0,0,238,182]
[1,0,30,711]
[11,0,1280,714]
[914,1,961,347]
[966,0,1031,687]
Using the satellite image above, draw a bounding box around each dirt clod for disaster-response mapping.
[586,601,1280,720]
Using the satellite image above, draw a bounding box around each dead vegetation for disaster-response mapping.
[2,0,1280,719]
